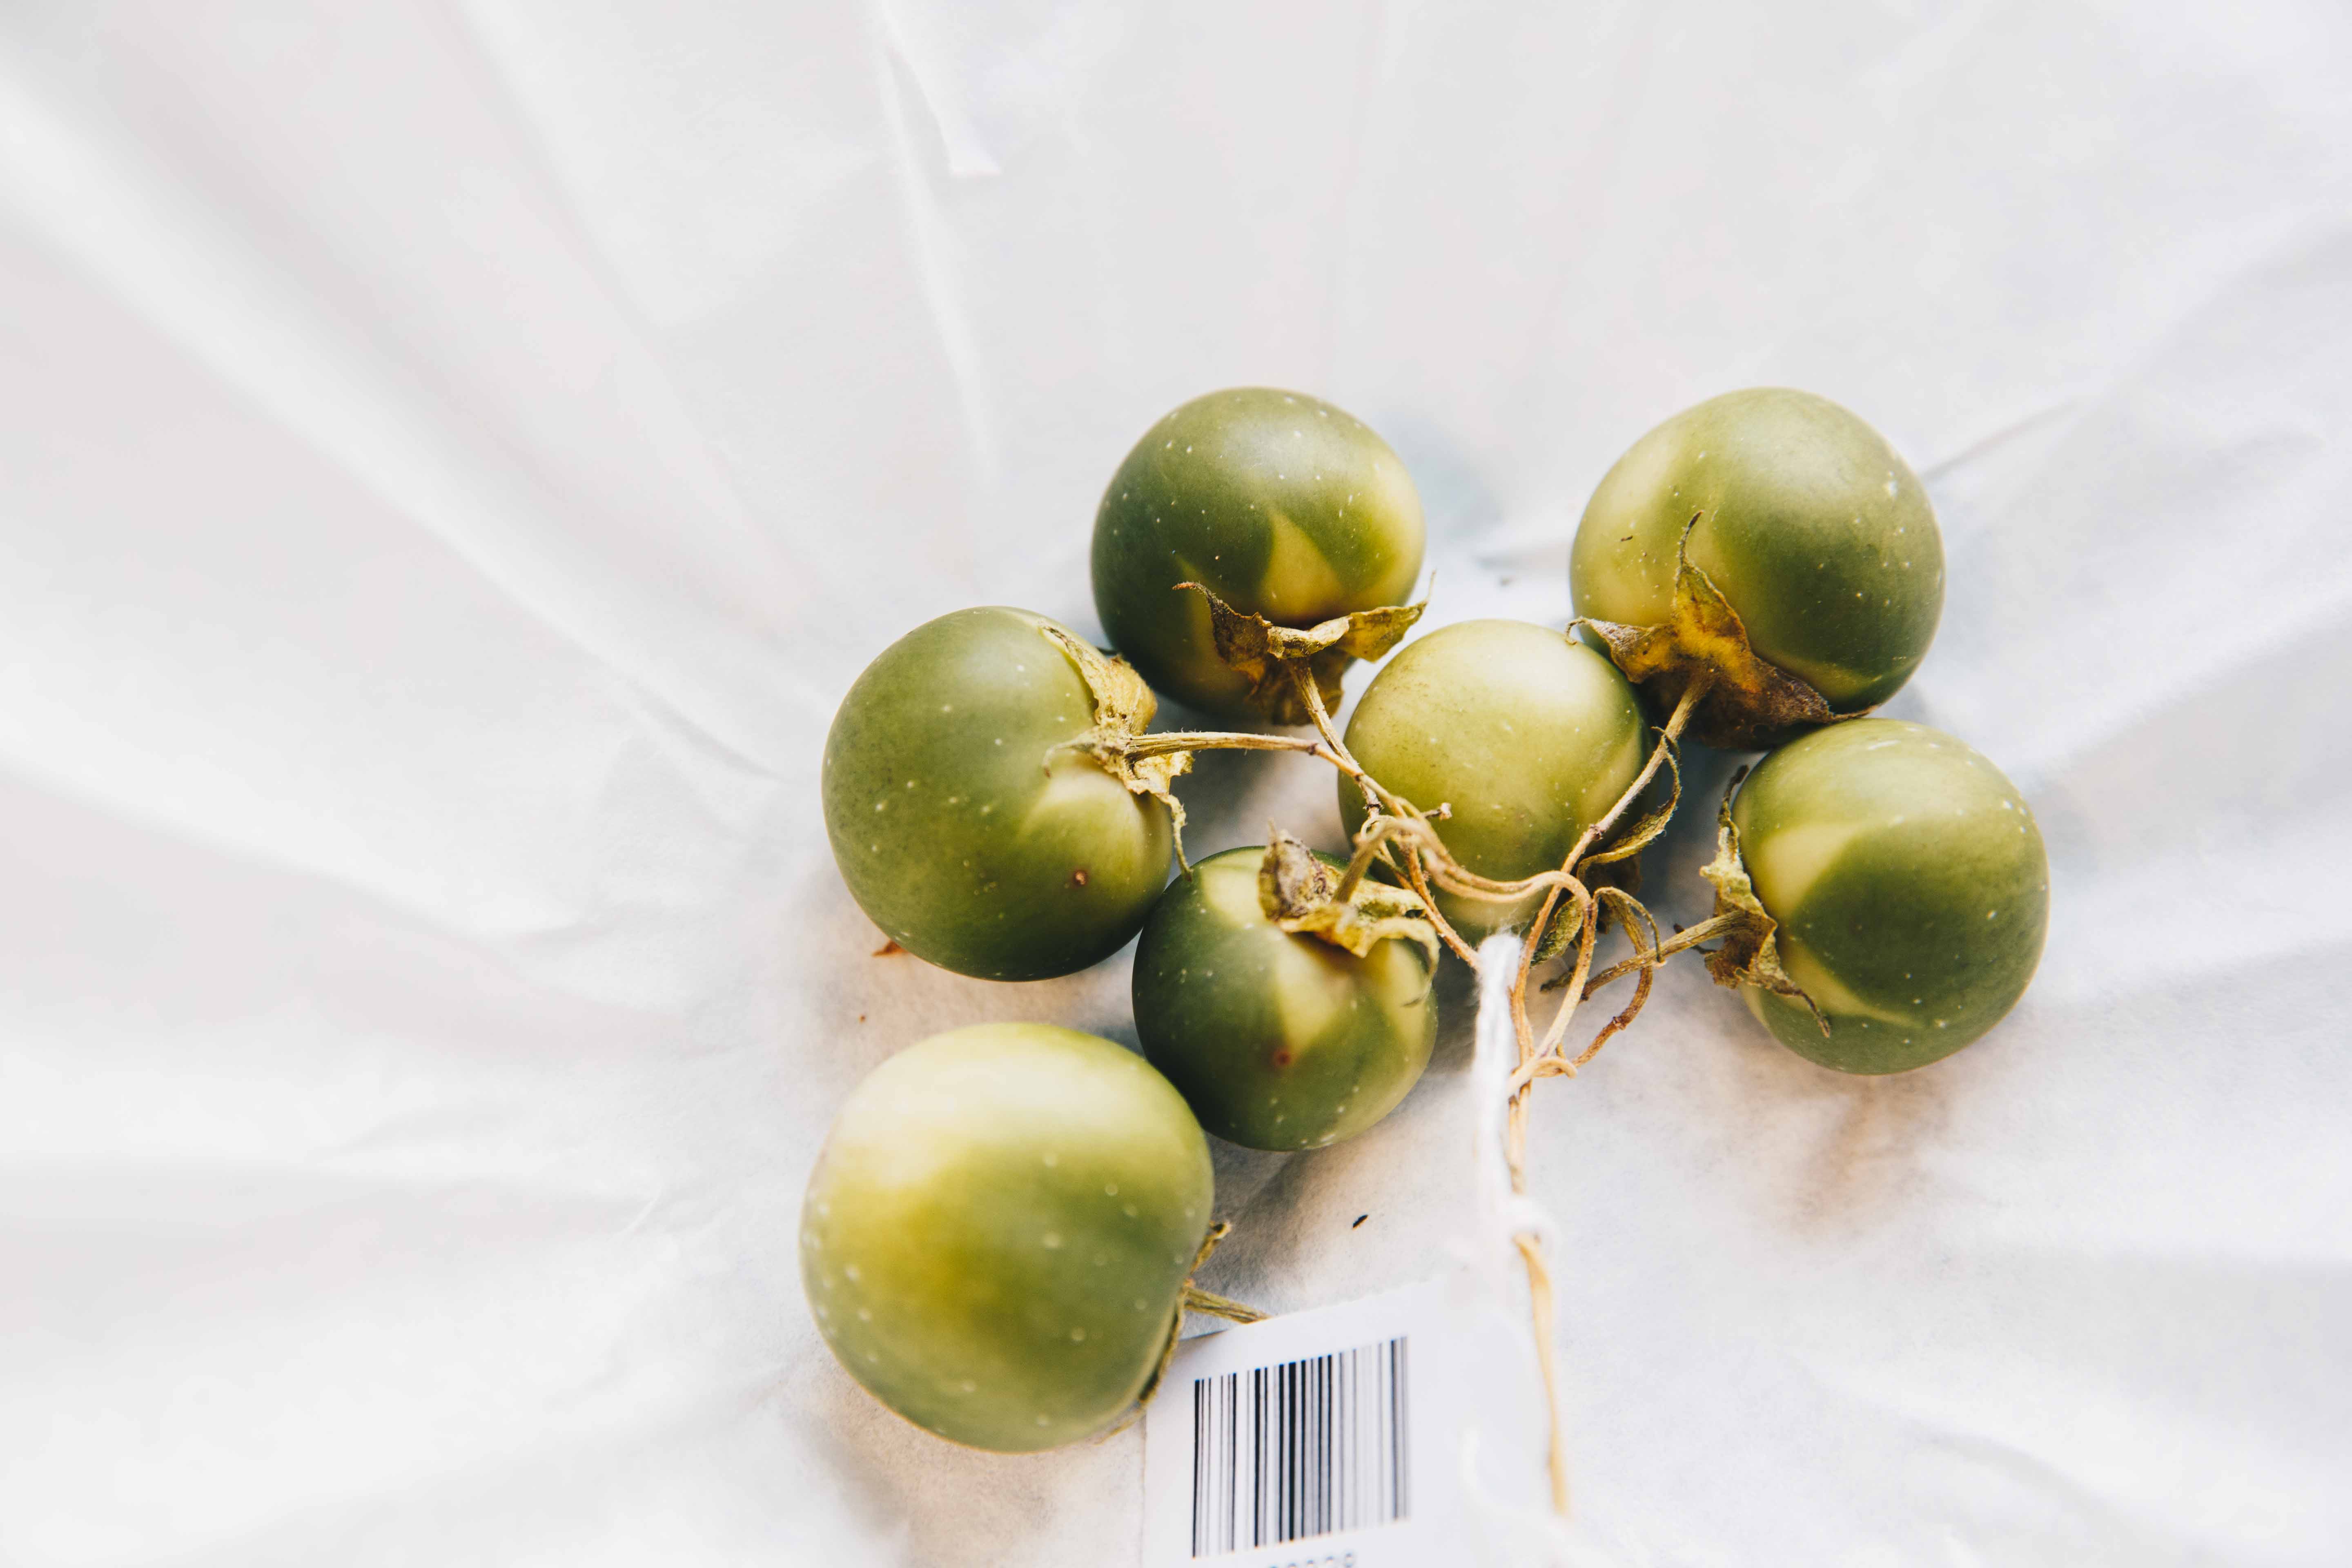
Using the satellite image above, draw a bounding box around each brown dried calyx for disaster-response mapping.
[1580,515,1864,751]
[1038,624,1194,831]
[1695,770,1827,1034]
[1178,583,1425,726]
[1257,828,1440,971]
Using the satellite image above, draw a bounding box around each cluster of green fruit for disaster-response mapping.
[802,385,2050,1455]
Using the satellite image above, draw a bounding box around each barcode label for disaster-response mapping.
[1145,1279,1456,1568]
[1187,1337,1410,1557]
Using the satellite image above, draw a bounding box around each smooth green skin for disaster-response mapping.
[822,608,1172,981]
[1571,388,1944,715]
[1092,388,1425,718]
[1733,720,2049,1074]
[800,1024,1214,1452]
[1340,621,1647,940]
[1132,848,1437,1152]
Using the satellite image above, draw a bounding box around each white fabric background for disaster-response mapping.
[4,2,2348,1564]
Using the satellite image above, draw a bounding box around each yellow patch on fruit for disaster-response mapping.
[1742,820,1865,918]
[1255,506,1346,623]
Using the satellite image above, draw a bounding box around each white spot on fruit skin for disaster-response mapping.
[1042,1232,1062,1249]
[844,1264,862,1282]
[1104,1183,1119,1196]
[1041,1152,1058,1167]
[1069,1327,1087,1342]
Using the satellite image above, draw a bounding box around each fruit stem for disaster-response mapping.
[1179,1284,1268,1325]
[1121,730,1327,761]
[1328,817,1394,904]
[1515,1231,1572,1516]
[1518,675,1710,1067]
[1570,910,1743,996]
[1286,663,1482,967]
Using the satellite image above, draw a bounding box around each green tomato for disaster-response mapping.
[1733,719,2049,1074]
[1131,847,1437,1152]
[1091,388,1425,718]
[822,607,1172,980]
[1340,620,1649,940]
[1571,388,1944,716]
[801,1023,1214,1452]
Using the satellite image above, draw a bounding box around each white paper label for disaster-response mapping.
[1142,1278,1462,1568]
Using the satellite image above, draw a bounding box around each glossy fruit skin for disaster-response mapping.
[800,1024,1214,1452]
[1571,388,1944,715]
[1733,719,2049,1074]
[1340,620,1648,940]
[1132,848,1437,1152]
[1092,388,1425,718]
[822,607,1172,981]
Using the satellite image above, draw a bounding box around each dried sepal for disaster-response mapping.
[1580,516,1861,751]
[1696,771,1828,1034]
[1256,829,1441,973]
[1526,888,1589,966]
[1178,583,1425,725]
[1581,733,1682,874]
[1571,885,1659,1065]
[1038,624,1195,855]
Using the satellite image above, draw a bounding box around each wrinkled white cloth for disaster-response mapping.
[4,3,2349,1564]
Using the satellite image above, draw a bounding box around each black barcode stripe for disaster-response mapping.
[1186,1337,1410,1559]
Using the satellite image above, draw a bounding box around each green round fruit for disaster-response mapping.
[822,607,1172,980]
[1341,620,1648,940]
[1732,719,2049,1074]
[1132,847,1437,1152]
[800,1023,1214,1452]
[1571,388,1944,722]
[1092,388,1425,718]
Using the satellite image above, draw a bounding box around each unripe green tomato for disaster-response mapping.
[1091,388,1425,718]
[1131,848,1437,1152]
[822,608,1172,980]
[1733,719,2049,1074]
[1572,388,1944,715]
[1340,620,1648,939]
[800,1023,1214,1452]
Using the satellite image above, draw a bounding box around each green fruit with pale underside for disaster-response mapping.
[800,1024,1214,1452]
[1572,388,1943,726]
[1133,847,1437,1151]
[822,607,1172,981]
[1092,388,1425,718]
[1734,719,2048,1074]
[1341,620,1648,940]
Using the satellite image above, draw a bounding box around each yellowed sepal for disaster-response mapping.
[1038,624,1195,845]
[1178,583,1425,726]
[1257,829,1440,973]
[1581,516,1862,751]
[1696,774,1828,1034]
